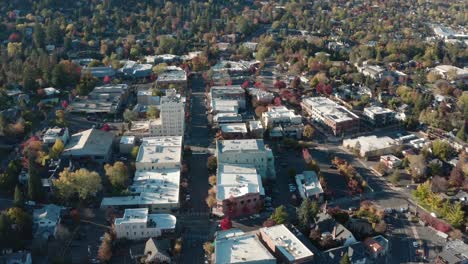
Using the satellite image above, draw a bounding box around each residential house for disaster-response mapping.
[33,204,63,240]
[295,171,324,201]
[42,127,69,145]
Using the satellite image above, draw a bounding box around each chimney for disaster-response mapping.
[332,226,337,240]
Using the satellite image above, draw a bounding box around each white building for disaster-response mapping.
[261,106,304,139]
[295,171,323,200]
[216,139,275,179]
[343,135,400,158]
[33,204,63,240]
[114,208,176,240]
[214,229,276,264]
[380,155,402,169]
[101,168,181,212]
[433,65,468,80]
[43,127,69,145]
[136,136,182,171]
[211,99,239,114]
[120,60,153,78]
[259,224,315,264]
[149,90,185,136]
[219,123,248,138]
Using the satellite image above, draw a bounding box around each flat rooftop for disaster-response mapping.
[157,67,187,82]
[101,168,180,207]
[114,208,176,229]
[220,123,247,134]
[120,136,135,145]
[136,136,182,164]
[215,230,275,264]
[343,135,398,152]
[249,120,263,130]
[364,106,394,115]
[217,164,264,200]
[302,97,359,123]
[63,128,114,157]
[260,224,314,261]
[210,86,245,97]
[217,139,267,153]
[263,106,301,120]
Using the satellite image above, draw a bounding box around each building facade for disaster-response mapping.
[301,97,359,136]
[216,139,275,179]
[114,208,176,240]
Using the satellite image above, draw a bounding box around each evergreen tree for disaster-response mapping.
[27,159,43,202]
[456,124,466,142]
[297,199,319,232]
[13,185,24,208]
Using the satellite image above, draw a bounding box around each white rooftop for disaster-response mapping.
[215,229,275,264]
[302,97,359,123]
[157,67,187,82]
[295,171,323,199]
[344,135,398,152]
[218,139,268,153]
[114,208,176,230]
[263,106,302,122]
[136,136,182,164]
[364,106,394,115]
[249,120,263,130]
[216,164,264,200]
[220,123,248,134]
[260,224,314,261]
[101,168,180,207]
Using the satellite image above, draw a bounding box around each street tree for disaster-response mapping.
[340,253,351,264]
[97,233,113,262]
[270,205,289,225]
[53,168,102,202]
[207,156,217,173]
[49,139,65,159]
[123,109,138,122]
[6,207,32,239]
[303,124,315,139]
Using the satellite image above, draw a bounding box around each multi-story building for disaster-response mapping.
[114,208,176,240]
[135,136,182,171]
[43,127,69,145]
[155,66,187,90]
[213,164,264,217]
[151,90,185,136]
[209,85,246,109]
[261,106,304,139]
[301,97,359,136]
[214,229,276,264]
[363,106,395,127]
[216,139,275,179]
[258,224,314,264]
[101,168,181,212]
[68,84,129,114]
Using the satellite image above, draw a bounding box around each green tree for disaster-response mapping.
[13,185,24,208]
[297,199,319,232]
[389,170,401,185]
[432,140,454,161]
[456,125,466,142]
[76,73,98,96]
[270,205,289,224]
[33,23,45,48]
[152,63,168,74]
[22,64,38,92]
[147,106,160,119]
[104,162,129,190]
[130,146,139,160]
[0,160,20,191]
[0,213,15,250]
[123,109,138,122]
[340,253,351,264]
[49,139,65,159]
[445,202,465,228]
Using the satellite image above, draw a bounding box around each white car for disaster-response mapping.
[412,241,419,248]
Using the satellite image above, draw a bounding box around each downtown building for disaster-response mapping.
[301,97,359,136]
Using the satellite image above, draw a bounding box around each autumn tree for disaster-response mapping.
[53,168,102,202]
[55,110,67,127]
[431,140,455,161]
[49,139,65,159]
[123,109,138,122]
[76,73,98,96]
[13,185,24,208]
[6,207,32,239]
[97,232,113,262]
[408,155,427,182]
[104,162,129,190]
[303,124,315,139]
[208,175,217,186]
[203,242,215,257]
[340,253,351,264]
[207,156,217,173]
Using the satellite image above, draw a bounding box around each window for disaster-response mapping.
[240,201,244,204]
[247,199,251,203]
